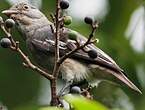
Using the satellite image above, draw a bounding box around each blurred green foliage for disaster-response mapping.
[0,0,145,110]
[64,94,108,110]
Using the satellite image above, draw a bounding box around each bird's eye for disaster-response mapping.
[24,6,29,9]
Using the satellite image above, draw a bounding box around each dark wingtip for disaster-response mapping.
[111,70,142,94]
[121,71,142,94]
[106,68,142,94]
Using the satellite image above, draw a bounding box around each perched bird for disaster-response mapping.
[2,2,141,94]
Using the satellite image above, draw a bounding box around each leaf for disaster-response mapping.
[64,94,108,110]
[39,107,63,110]
[14,106,63,110]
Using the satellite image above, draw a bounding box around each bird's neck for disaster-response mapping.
[17,16,52,40]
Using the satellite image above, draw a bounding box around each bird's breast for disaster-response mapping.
[60,58,89,82]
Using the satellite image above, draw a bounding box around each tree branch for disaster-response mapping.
[59,24,98,64]
[0,21,54,80]
[53,0,61,77]
[50,0,62,106]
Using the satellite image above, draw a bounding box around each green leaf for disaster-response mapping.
[39,107,63,110]
[64,94,108,110]
[13,105,63,110]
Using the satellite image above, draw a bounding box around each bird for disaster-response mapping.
[2,2,142,94]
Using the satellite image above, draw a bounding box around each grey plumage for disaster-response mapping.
[2,2,142,94]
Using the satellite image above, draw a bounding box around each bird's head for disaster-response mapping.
[2,2,51,35]
[2,2,47,25]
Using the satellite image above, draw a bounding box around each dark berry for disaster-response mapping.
[88,50,98,59]
[64,16,72,25]
[5,19,15,28]
[0,38,11,48]
[84,17,93,24]
[60,0,69,9]
[70,86,81,94]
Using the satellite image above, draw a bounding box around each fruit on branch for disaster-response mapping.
[84,17,93,25]
[0,38,11,48]
[60,0,69,9]
[68,30,77,40]
[70,86,81,94]
[64,16,72,25]
[88,50,98,59]
[5,19,15,28]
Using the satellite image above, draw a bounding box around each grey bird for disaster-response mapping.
[2,2,142,94]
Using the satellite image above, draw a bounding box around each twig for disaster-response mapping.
[0,23,54,80]
[50,24,55,34]
[50,0,62,106]
[50,13,56,25]
[59,26,97,64]
[53,0,61,77]
[50,11,98,105]
[0,23,16,47]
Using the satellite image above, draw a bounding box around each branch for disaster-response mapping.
[0,20,54,80]
[50,0,62,106]
[59,24,98,64]
[52,0,61,77]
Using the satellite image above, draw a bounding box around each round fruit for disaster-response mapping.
[0,38,11,48]
[88,50,98,58]
[70,86,81,94]
[68,30,77,40]
[60,0,69,9]
[84,17,93,24]
[64,16,72,25]
[5,19,15,28]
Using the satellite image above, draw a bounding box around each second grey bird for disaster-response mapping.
[2,2,142,93]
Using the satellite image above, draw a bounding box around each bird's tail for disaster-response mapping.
[90,65,142,94]
[110,70,142,94]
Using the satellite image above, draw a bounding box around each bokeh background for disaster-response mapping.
[0,0,145,110]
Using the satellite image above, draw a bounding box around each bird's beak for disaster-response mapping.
[2,9,19,16]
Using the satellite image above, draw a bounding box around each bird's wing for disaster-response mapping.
[64,29,142,93]
[30,29,141,94]
[64,29,122,70]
